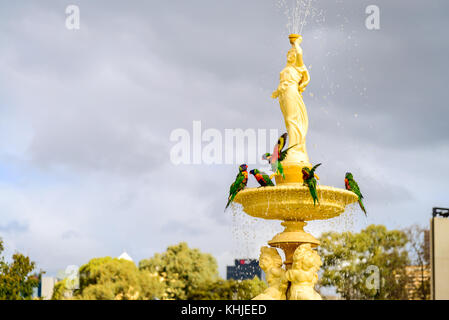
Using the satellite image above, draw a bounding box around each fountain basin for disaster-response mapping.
[234,184,358,269]
[234,184,358,221]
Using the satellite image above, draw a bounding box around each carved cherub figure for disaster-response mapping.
[253,247,288,300]
[286,243,322,300]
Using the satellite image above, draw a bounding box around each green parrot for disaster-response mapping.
[262,133,296,179]
[250,169,275,187]
[225,164,248,210]
[302,163,321,206]
[345,172,367,216]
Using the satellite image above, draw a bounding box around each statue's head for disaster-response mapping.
[302,250,322,271]
[292,244,322,271]
[259,247,283,270]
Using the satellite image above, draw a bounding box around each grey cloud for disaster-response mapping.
[0,220,28,234]
[61,229,80,240]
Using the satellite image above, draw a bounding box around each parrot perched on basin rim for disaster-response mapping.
[262,133,296,179]
[302,163,321,206]
[225,164,248,210]
[250,169,275,187]
[345,172,367,216]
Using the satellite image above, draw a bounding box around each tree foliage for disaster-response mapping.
[404,225,431,300]
[0,237,41,300]
[51,242,265,300]
[318,225,411,300]
[73,257,165,300]
[139,242,220,300]
[188,277,267,300]
[51,279,68,300]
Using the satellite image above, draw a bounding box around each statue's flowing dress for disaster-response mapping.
[276,65,309,163]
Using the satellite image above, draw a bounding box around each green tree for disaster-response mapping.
[404,225,431,300]
[318,225,411,300]
[51,279,68,300]
[73,257,165,300]
[139,242,220,300]
[0,237,42,300]
[189,277,267,300]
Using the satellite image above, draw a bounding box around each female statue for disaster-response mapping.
[272,35,311,166]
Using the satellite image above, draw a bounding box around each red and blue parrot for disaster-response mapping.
[250,169,275,187]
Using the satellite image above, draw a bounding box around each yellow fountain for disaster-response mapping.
[234,34,358,300]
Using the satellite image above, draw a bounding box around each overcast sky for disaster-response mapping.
[1,0,448,277]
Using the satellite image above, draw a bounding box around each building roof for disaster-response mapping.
[118,251,134,262]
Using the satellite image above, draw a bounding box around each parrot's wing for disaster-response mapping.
[261,172,272,182]
[230,173,244,192]
[311,178,317,190]
[237,172,246,185]
[350,180,363,198]
[311,163,322,174]
[277,133,287,152]
[279,144,297,161]
[229,181,237,195]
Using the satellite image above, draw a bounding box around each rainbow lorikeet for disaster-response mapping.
[345,172,367,216]
[262,133,296,179]
[302,163,321,206]
[250,169,275,187]
[225,164,248,210]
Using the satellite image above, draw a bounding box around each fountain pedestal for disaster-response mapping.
[268,221,319,269]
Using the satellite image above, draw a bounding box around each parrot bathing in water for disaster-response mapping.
[345,172,367,216]
[302,163,321,206]
[250,169,275,187]
[262,133,296,179]
[225,164,248,210]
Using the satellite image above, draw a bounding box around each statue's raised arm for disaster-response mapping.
[292,35,310,94]
[292,35,304,67]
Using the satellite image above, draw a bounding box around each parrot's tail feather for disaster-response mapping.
[359,199,367,216]
[225,194,235,211]
[278,165,285,180]
[313,193,319,206]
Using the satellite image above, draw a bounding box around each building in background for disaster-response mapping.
[404,265,431,300]
[430,207,449,300]
[35,276,59,300]
[118,251,134,263]
[226,259,264,281]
